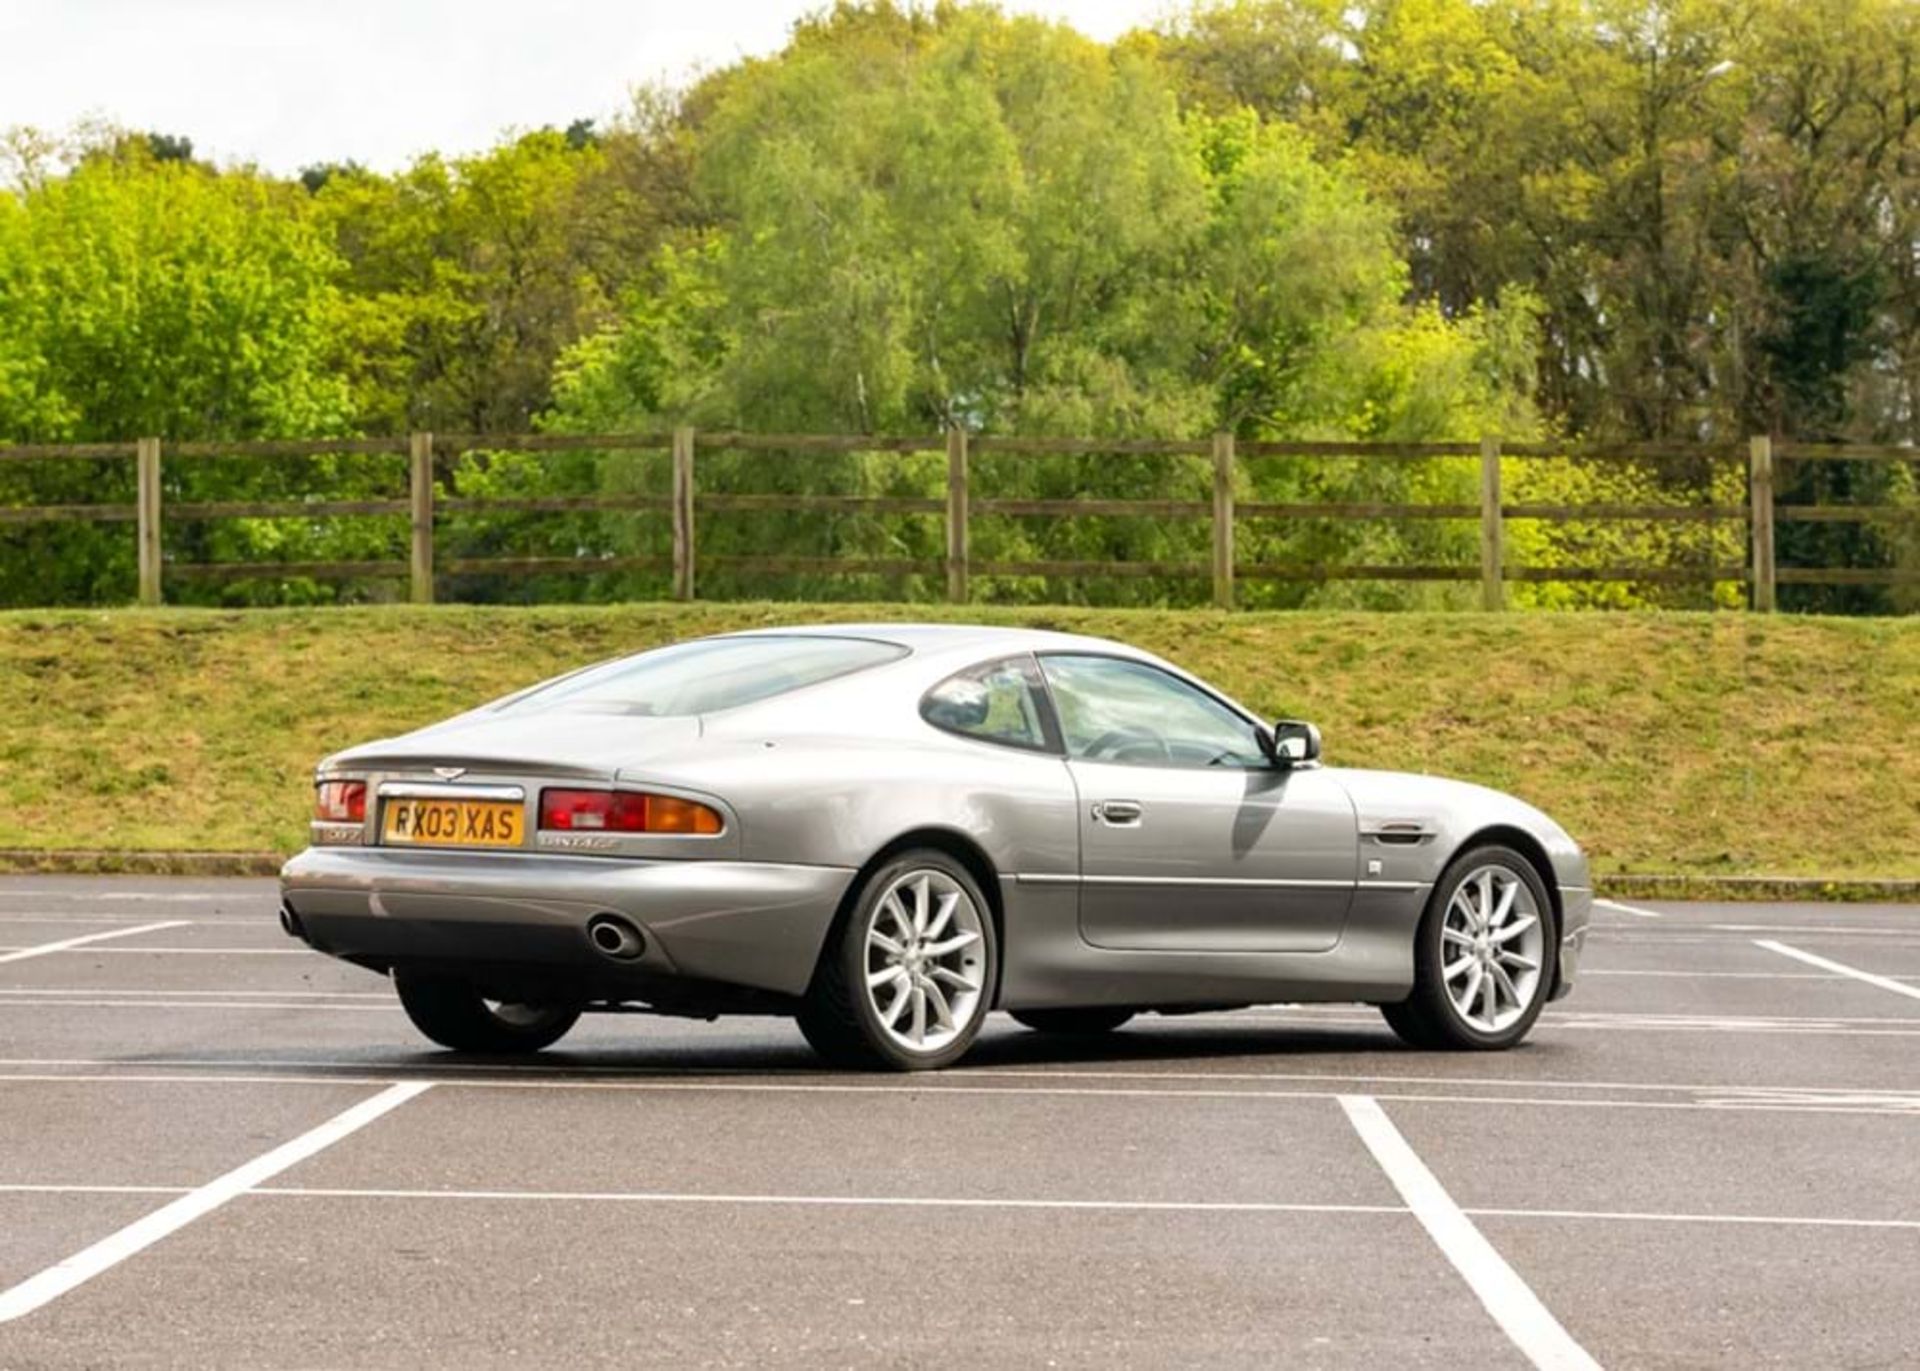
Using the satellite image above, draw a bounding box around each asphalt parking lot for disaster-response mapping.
[1,878,1916,1368]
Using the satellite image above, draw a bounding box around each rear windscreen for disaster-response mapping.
[495,636,907,718]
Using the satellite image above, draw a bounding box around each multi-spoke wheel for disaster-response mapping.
[798,851,997,1070]
[393,973,581,1054]
[1381,845,1557,1051]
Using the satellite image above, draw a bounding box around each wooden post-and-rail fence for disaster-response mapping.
[1,428,1914,609]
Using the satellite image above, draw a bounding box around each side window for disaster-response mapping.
[920,656,1053,752]
[1040,654,1266,768]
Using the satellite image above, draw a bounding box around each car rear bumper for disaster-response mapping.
[279,846,856,999]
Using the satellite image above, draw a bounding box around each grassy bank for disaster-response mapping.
[0,605,1913,879]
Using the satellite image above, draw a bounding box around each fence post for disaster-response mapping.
[1479,435,1504,611]
[672,426,696,600]
[1749,434,1775,612]
[408,431,435,604]
[135,436,162,606]
[1211,431,1235,610]
[946,426,969,603]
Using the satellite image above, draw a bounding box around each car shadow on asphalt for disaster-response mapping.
[542,1018,1574,1075]
[492,1021,1419,1075]
[102,1017,1582,1078]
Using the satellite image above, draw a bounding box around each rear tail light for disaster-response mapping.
[315,780,367,823]
[539,789,723,835]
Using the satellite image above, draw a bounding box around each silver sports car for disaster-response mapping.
[280,624,1591,1069]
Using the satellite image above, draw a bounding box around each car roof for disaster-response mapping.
[699,621,1262,733]
[717,621,1143,658]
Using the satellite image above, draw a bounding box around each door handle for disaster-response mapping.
[1092,800,1144,827]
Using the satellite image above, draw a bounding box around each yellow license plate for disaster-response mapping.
[381,798,523,849]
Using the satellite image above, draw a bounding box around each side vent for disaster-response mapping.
[1363,822,1432,847]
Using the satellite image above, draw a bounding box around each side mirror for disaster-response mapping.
[1265,719,1322,767]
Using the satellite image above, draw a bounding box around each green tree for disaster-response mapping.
[549,2,1537,607]
[0,145,348,443]
[1154,0,1919,445]
[1155,0,1918,608]
[0,140,356,604]
[311,121,690,438]
[559,3,1533,444]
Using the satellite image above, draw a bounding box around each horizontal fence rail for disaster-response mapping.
[1,429,1915,609]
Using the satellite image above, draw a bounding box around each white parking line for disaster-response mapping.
[1467,1206,1920,1232]
[0,915,264,926]
[1594,899,1663,919]
[1252,1006,1920,1027]
[0,887,255,898]
[8,1066,1919,1117]
[266,1188,1404,1216]
[0,1072,402,1088]
[1582,970,1913,981]
[6,1180,1918,1233]
[984,1067,1920,1105]
[90,892,251,901]
[11,995,1920,1033]
[0,1081,430,1325]
[0,892,249,903]
[6,1056,1920,1101]
[0,1184,189,1196]
[0,916,189,926]
[1210,1008,1920,1037]
[1755,941,1920,1003]
[1711,925,1920,936]
[0,922,188,965]
[217,1191,1920,1232]
[1339,1094,1601,1371]
[239,1190,1920,1233]
[0,1000,396,1013]
[0,988,389,1000]
[0,947,311,956]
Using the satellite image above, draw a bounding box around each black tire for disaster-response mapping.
[1380,843,1559,1051]
[1378,998,1446,1049]
[1010,1007,1135,1035]
[797,850,999,1071]
[394,973,581,1054]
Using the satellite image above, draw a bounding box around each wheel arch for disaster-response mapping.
[810,826,1006,1006]
[1448,825,1561,921]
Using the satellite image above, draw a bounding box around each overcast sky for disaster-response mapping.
[1,0,1176,175]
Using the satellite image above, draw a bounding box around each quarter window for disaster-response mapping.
[921,656,1053,752]
[1039,653,1266,768]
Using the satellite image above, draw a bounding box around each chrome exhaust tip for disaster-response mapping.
[586,914,645,961]
[278,904,306,942]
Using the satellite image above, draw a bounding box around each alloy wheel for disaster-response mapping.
[862,868,987,1053]
[1440,864,1546,1033]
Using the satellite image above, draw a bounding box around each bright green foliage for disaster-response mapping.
[547,4,1537,607]
[0,145,348,444]
[557,7,1532,445]
[0,142,354,604]
[311,129,657,436]
[0,0,1911,612]
[1155,0,1919,441]
[1153,0,1920,607]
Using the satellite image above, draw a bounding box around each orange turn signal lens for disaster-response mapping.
[315,780,367,823]
[641,794,724,835]
[538,789,722,835]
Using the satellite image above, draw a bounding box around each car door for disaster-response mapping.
[1038,652,1358,954]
